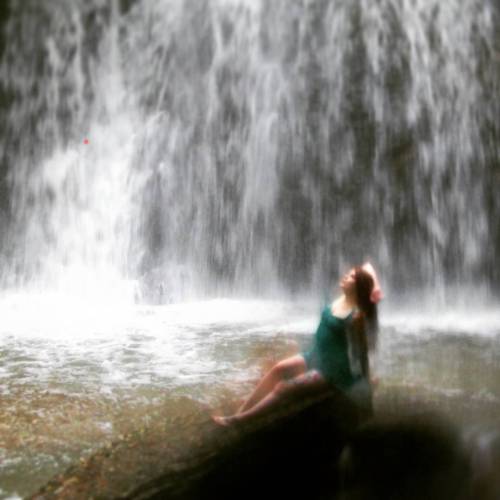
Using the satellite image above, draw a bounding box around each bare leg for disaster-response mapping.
[237,354,307,414]
[214,371,326,425]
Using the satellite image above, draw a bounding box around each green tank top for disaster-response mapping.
[303,306,360,390]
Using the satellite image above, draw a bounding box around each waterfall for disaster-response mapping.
[0,0,498,303]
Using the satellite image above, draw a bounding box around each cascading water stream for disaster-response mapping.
[0,0,498,304]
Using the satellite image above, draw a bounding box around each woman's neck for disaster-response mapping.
[332,294,357,313]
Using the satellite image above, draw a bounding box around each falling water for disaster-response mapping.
[0,0,498,303]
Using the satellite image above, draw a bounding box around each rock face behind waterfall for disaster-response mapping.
[30,388,500,500]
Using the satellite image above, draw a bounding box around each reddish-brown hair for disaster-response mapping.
[350,267,379,377]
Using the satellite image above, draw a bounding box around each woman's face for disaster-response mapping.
[340,268,357,295]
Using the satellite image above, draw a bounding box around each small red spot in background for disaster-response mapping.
[84,139,89,145]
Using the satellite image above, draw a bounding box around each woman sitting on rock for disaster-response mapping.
[213,262,382,425]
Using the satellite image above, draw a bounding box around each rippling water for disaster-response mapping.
[1,296,500,498]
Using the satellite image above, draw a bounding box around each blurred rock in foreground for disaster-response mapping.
[31,386,499,500]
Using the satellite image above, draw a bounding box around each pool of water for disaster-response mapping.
[1,296,499,498]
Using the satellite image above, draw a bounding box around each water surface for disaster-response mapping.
[1,297,499,498]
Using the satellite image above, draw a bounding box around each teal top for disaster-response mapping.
[303,306,361,390]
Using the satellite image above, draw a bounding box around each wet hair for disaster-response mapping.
[353,266,379,352]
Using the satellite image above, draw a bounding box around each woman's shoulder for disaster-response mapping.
[320,304,336,319]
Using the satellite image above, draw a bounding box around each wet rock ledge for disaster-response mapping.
[30,386,499,500]
[30,387,364,500]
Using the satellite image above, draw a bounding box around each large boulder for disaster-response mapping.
[31,386,365,500]
[31,386,499,500]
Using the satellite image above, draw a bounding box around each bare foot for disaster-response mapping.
[211,415,234,427]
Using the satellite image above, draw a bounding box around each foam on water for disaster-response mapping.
[385,308,500,338]
[0,294,305,338]
[0,296,314,397]
[1,295,499,398]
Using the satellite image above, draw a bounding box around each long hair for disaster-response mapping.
[354,267,379,343]
[350,267,379,377]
